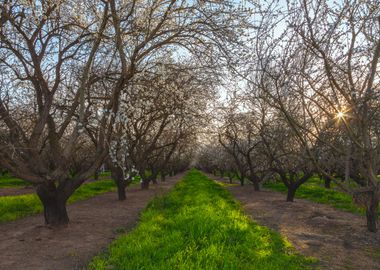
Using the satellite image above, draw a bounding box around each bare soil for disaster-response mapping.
[210,175,380,270]
[0,173,184,270]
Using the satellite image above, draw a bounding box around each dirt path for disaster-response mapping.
[210,175,380,270]
[0,173,184,270]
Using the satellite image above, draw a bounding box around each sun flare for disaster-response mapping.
[337,111,345,119]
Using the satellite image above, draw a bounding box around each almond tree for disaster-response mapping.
[0,0,250,225]
[282,0,380,232]
[252,0,380,231]
[0,0,110,225]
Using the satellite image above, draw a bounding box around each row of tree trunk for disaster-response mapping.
[212,169,379,232]
[33,167,180,226]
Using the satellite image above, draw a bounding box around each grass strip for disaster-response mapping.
[0,176,30,188]
[0,180,116,223]
[0,171,112,188]
[89,169,317,270]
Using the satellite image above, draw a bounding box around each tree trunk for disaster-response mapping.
[324,177,331,189]
[116,180,126,201]
[253,180,260,191]
[161,173,166,182]
[94,170,99,180]
[150,171,158,184]
[36,183,69,226]
[110,165,127,201]
[239,176,244,186]
[141,179,150,189]
[220,171,224,178]
[249,174,260,191]
[228,174,233,184]
[286,187,296,202]
[366,196,379,232]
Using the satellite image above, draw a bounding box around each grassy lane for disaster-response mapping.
[0,175,30,188]
[0,180,116,223]
[0,171,112,188]
[263,177,378,217]
[89,170,317,270]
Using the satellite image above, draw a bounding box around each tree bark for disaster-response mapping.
[366,196,379,232]
[36,183,69,226]
[253,180,260,191]
[151,170,158,184]
[141,179,150,189]
[324,177,331,189]
[239,177,244,186]
[250,174,260,191]
[286,187,296,202]
[116,180,126,201]
[228,174,233,184]
[109,164,127,201]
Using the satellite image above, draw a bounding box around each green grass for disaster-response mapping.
[0,180,116,223]
[89,169,317,270]
[263,177,378,217]
[98,171,111,177]
[0,175,30,188]
[0,171,113,188]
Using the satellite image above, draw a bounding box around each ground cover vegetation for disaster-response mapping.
[0,175,30,188]
[89,170,317,270]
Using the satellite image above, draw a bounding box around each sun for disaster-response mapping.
[336,111,345,119]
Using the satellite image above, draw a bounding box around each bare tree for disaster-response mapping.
[0,0,110,225]
[250,0,380,231]
[0,0,250,225]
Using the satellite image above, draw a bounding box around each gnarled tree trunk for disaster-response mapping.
[36,183,70,226]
